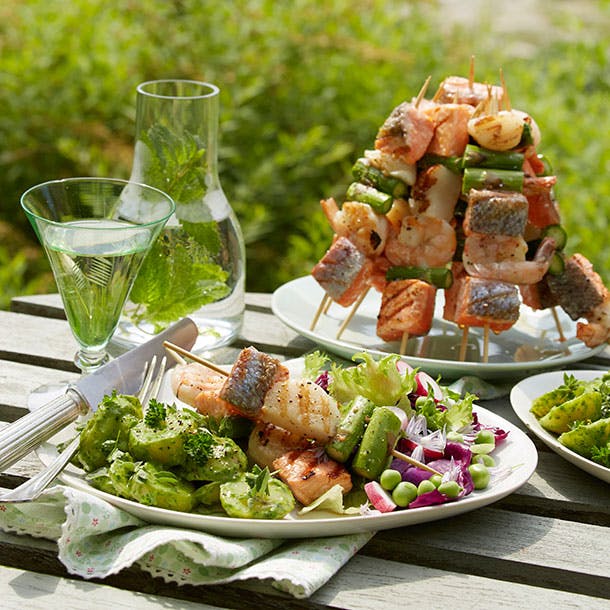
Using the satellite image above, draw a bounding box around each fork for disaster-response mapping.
[0,355,167,503]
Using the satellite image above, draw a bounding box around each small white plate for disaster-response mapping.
[36,369,537,538]
[272,276,604,380]
[510,370,610,484]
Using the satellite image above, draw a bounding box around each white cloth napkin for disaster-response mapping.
[0,485,372,598]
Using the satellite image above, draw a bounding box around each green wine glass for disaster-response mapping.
[21,177,175,380]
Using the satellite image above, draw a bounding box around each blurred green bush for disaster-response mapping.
[0,0,608,304]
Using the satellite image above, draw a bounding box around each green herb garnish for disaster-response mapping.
[183,430,216,464]
[144,399,167,428]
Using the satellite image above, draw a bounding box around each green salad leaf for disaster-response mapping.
[329,351,416,407]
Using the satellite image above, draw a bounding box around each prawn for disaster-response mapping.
[463,234,556,285]
[171,362,235,419]
[321,198,388,257]
[384,214,456,268]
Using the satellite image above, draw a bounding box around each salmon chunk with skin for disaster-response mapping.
[375,101,435,165]
[218,347,289,419]
[272,448,353,506]
[311,236,373,307]
[464,189,529,237]
[547,253,608,320]
[452,276,520,332]
[377,279,437,341]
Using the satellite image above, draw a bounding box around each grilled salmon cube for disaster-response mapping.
[453,277,520,332]
[464,189,529,237]
[377,279,437,341]
[311,236,373,307]
[272,448,353,506]
[424,103,474,157]
[547,253,608,320]
[375,101,435,165]
[218,347,289,419]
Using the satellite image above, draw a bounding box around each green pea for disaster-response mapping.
[437,480,462,498]
[473,454,495,467]
[475,429,495,445]
[417,479,437,495]
[392,481,418,507]
[468,463,491,490]
[380,469,402,491]
[429,474,443,488]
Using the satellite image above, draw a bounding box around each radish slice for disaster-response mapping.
[396,360,414,375]
[364,481,397,513]
[415,371,443,401]
[385,406,409,430]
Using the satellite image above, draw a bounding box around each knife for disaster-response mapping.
[0,317,198,472]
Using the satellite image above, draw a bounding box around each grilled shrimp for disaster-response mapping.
[321,198,388,257]
[261,378,340,443]
[171,363,235,419]
[384,214,456,268]
[463,234,556,285]
[247,422,312,469]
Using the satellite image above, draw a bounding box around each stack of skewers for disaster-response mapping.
[310,63,610,362]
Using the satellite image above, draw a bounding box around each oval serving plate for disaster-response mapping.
[36,365,538,538]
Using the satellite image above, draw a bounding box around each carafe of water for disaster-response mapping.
[119,79,245,352]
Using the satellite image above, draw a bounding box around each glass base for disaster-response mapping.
[116,314,242,353]
[27,381,71,412]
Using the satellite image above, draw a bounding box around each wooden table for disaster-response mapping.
[1,293,609,609]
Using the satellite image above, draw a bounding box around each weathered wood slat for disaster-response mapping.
[0,530,608,610]
[364,506,610,598]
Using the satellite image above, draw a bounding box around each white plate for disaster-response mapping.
[37,368,537,538]
[272,276,604,380]
[510,370,610,484]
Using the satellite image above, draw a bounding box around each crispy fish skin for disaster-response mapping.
[218,347,289,419]
[311,236,372,307]
[547,253,608,320]
[453,277,520,331]
[376,279,437,341]
[464,189,529,237]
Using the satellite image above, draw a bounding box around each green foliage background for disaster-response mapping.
[1,0,609,307]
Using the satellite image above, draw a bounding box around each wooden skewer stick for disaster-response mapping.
[468,55,475,89]
[163,341,229,377]
[391,449,443,476]
[336,288,369,340]
[323,297,332,314]
[310,293,331,331]
[482,324,490,363]
[551,306,567,342]
[459,326,469,361]
[414,75,432,108]
[499,67,511,111]
[399,332,409,355]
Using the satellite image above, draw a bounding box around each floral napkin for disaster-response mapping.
[0,484,372,599]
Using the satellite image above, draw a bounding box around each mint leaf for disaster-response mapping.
[129,225,230,332]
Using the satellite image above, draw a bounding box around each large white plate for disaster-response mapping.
[37,369,537,538]
[272,276,604,380]
[510,370,610,484]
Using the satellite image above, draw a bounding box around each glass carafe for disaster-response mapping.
[118,79,245,352]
